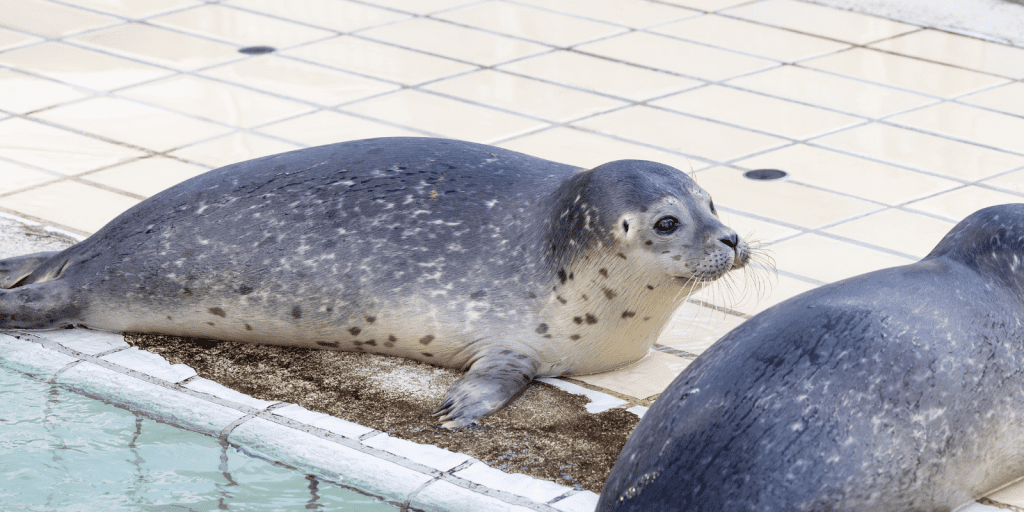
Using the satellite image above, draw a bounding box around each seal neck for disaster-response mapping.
[542,253,693,375]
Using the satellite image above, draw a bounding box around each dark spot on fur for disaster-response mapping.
[599,268,608,278]
[317,341,339,348]
[569,334,581,340]
[238,285,253,295]
[617,253,627,260]
[349,327,361,336]
[166,315,172,321]
[291,306,302,319]
[581,294,589,301]
[527,292,537,299]
[645,240,652,245]
[585,314,598,324]
[245,323,252,331]
[208,307,226,317]
[558,269,568,284]
[622,311,636,318]
[206,322,215,326]
[422,352,433,357]
[419,335,434,345]
[643,317,651,321]
[365,316,376,323]
[536,323,548,334]
[388,335,397,342]
[364,340,376,346]
[646,285,654,290]
[543,334,552,338]
[569,272,574,280]
[353,340,362,346]
[602,287,617,300]
[672,255,682,261]
[574,317,583,324]
[183,287,192,296]
[557,296,567,304]
[327,307,333,313]
[470,290,487,299]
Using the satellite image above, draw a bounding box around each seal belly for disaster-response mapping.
[84,277,489,370]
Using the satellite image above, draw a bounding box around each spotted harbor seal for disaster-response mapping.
[599,203,1024,511]
[0,137,753,428]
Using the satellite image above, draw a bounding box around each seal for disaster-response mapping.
[599,203,1024,511]
[0,137,752,428]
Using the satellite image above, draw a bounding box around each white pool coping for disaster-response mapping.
[0,328,602,512]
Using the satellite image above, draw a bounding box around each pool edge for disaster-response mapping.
[0,329,600,512]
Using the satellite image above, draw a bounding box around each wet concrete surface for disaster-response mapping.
[125,333,638,493]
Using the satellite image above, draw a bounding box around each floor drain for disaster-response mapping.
[238,46,276,55]
[743,169,788,180]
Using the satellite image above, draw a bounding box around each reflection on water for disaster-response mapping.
[0,365,397,511]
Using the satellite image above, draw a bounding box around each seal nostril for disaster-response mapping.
[744,169,787,180]
[719,234,738,249]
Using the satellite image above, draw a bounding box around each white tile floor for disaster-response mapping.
[2,0,1024,506]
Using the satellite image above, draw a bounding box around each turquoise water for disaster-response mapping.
[0,365,399,511]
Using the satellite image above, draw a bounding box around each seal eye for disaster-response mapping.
[654,216,678,234]
[709,200,717,215]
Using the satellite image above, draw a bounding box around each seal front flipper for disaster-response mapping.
[0,251,60,288]
[432,348,540,429]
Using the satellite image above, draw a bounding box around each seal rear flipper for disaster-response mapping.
[0,251,60,288]
[0,279,82,329]
[431,349,540,429]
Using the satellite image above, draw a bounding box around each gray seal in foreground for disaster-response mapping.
[599,203,1024,511]
[0,137,751,428]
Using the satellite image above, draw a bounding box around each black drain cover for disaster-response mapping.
[744,169,788,180]
[238,46,276,55]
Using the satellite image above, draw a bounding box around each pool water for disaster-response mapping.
[0,365,399,511]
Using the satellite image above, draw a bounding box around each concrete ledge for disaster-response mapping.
[0,328,601,511]
[228,417,435,503]
[57,361,247,437]
[0,335,80,378]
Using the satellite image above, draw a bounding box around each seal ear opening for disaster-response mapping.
[615,215,639,243]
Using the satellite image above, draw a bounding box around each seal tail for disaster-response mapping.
[0,251,82,329]
[0,251,61,288]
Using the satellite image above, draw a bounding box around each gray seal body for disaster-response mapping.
[599,203,1024,511]
[0,137,749,427]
